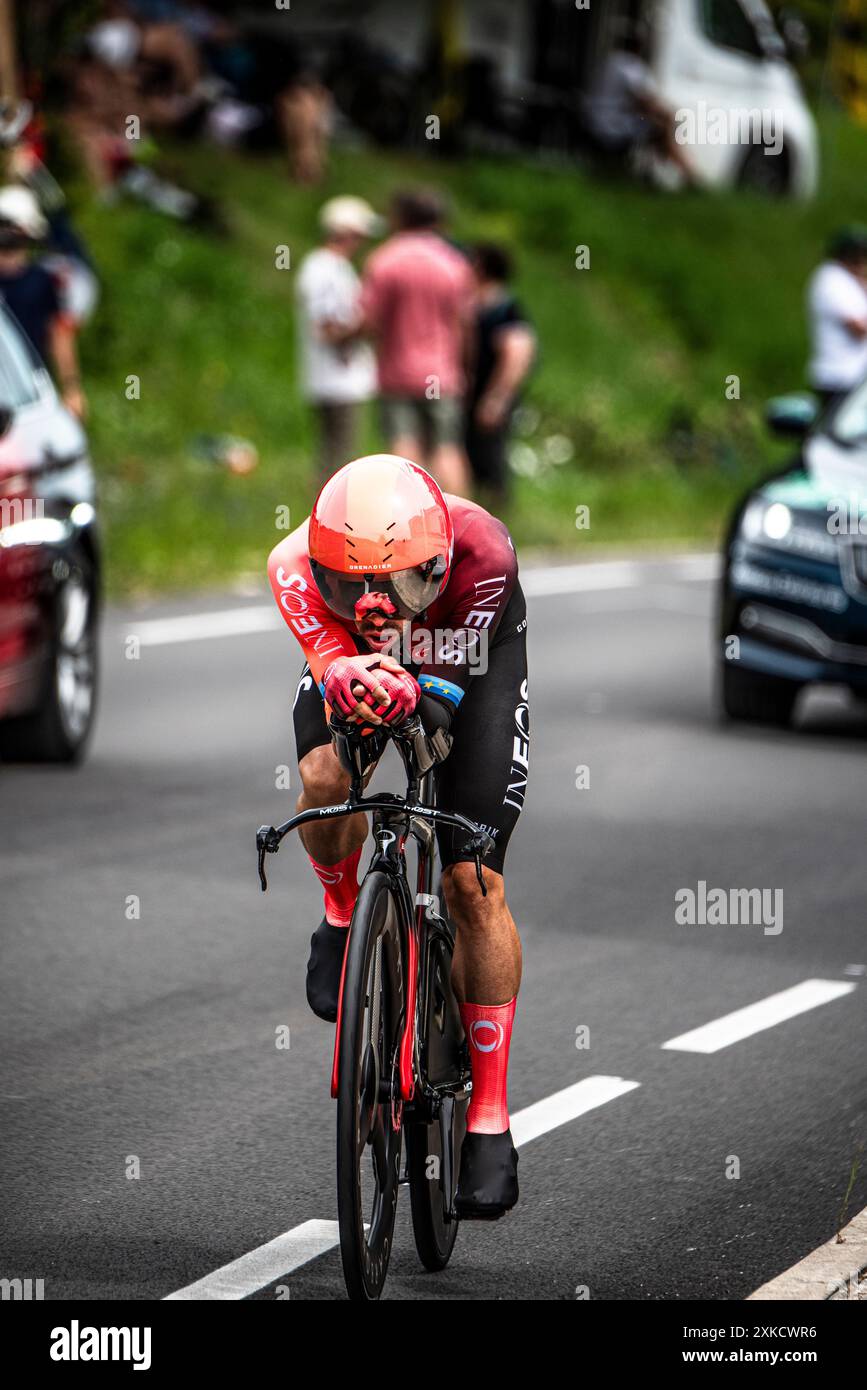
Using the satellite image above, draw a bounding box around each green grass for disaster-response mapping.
[70,111,867,595]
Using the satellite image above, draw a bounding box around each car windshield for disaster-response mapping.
[828,379,867,448]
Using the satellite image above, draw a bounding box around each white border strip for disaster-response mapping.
[748,1206,867,1301]
[132,606,279,647]
[125,554,718,648]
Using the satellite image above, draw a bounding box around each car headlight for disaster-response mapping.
[739,499,838,562]
[0,501,93,549]
[741,499,792,542]
[0,516,71,549]
[764,503,793,541]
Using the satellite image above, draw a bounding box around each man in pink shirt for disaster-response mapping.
[359,189,473,493]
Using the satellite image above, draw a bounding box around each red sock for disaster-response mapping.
[460,998,516,1134]
[308,847,361,928]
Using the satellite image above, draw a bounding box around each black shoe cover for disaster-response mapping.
[455,1129,519,1219]
[306,917,348,1022]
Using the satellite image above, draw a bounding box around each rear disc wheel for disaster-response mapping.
[407,914,467,1271]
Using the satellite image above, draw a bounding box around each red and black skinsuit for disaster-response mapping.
[268,495,529,875]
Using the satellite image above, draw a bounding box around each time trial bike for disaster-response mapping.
[256,713,494,1300]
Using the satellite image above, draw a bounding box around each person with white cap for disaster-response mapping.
[0,186,86,418]
[295,196,382,482]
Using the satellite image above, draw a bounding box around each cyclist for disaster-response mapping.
[267,454,529,1219]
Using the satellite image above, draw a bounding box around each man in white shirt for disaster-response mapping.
[582,32,694,185]
[296,197,381,480]
[807,227,867,409]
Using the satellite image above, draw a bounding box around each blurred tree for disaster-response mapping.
[0,0,19,99]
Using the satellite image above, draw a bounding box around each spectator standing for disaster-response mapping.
[0,187,85,418]
[465,243,535,501]
[278,71,332,185]
[6,144,100,327]
[358,188,473,494]
[295,196,380,481]
[583,30,695,185]
[806,226,867,410]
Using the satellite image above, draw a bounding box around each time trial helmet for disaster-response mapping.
[308,454,453,622]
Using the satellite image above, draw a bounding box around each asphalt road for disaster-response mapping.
[2,555,866,1301]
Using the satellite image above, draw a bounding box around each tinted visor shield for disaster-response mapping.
[310,557,447,622]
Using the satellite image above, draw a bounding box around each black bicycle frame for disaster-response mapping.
[256,718,492,897]
[255,716,491,1115]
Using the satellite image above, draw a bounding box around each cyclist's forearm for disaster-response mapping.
[419,691,453,737]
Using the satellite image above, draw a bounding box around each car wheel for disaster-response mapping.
[738,144,790,196]
[0,549,99,763]
[720,663,800,727]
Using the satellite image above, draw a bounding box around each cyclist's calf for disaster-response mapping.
[298,744,351,807]
[442,863,522,1004]
[297,744,365,866]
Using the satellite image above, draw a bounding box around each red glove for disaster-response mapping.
[323,654,420,724]
[323,654,389,717]
[375,666,420,724]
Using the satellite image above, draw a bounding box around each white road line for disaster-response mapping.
[162,1072,639,1300]
[661,979,856,1054]
[521,561,642,596]
[163,1219,340,1300]
[131,606,279,647]
[522,553,717,598]
[510,1074,640,1147]
[121,554,718,648]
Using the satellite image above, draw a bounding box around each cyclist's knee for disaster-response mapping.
[299,744,350,808]
[442,862,505,926]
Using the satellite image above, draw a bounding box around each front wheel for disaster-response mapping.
[720,662,800,726]
[0,547,99,763]
[738,143,790,197]
[336,871,405,1300]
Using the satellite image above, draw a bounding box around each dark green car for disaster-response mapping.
[720,383,867,725]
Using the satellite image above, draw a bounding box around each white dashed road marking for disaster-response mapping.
[162,1073,640,1300]
[162,972,858,1298]
[163,1219,340,1301]
[661,978,856,1054]
[510,1074,640,1147]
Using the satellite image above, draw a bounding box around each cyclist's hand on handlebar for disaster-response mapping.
[324,655,389,722]
[371,657,420,725]
[324,654,419,726]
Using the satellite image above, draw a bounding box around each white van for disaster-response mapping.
[248,0,819,195]
[647,0,819,195]
[458,0,819,195]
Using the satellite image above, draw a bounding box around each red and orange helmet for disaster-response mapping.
[308,455,453,621]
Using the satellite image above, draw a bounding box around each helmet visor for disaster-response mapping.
[310,557,448,622]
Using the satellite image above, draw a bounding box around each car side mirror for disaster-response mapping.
[765,394,817,439]
[0,406,14,437]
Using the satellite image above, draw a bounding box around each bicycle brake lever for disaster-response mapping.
[462,830,494,897]
[475,852,487,897]
[256,824,281,892]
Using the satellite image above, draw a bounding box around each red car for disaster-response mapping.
[0,303,100,762]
